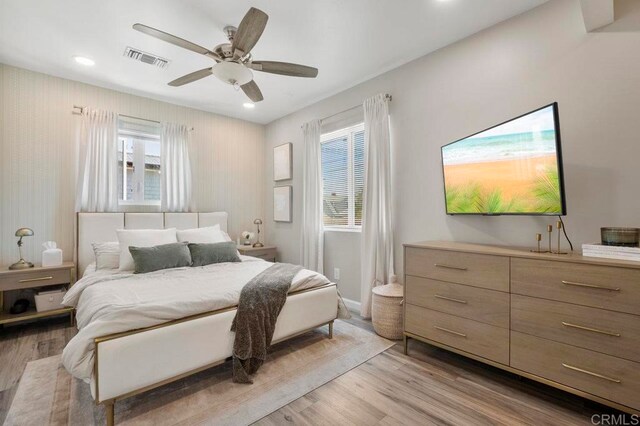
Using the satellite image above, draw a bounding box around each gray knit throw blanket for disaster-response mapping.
[231,263,303,383]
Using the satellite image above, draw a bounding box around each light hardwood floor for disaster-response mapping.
[0,313,622,425]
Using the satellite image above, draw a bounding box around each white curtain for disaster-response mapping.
[161,123,193,212]
[300,119,324,273]
[360,94,395,318]
[75,109,119,212]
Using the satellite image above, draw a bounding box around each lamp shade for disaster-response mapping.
[15,228,34,237]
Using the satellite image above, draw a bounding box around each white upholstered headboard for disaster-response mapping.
[77,212,228,277]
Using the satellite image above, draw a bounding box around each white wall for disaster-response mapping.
[264,0,640,302]
[0,64,265,266]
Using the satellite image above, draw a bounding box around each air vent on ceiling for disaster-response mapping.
[123,47,170,69]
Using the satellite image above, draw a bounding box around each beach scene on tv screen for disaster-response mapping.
[442,105,562,214]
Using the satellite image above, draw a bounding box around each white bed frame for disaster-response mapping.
[77,212,338,426]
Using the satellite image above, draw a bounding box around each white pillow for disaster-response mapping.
[92,242,120,270]
[116,228,178,271]
[176,225,227,244]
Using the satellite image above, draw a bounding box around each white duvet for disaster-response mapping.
[62,256,332,380]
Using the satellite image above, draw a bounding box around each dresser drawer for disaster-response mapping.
[405,304,509,364]
[511,258,640,315]
[511,331,640,411]
[406,276,509,328]
[0,268,71,292]
[405,248,509,291]
[511,295,640,363]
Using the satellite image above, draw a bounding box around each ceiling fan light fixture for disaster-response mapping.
[211,61,253,86]
[243,102,255,109]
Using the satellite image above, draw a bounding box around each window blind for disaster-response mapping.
[321,135,349,226]
[321,123,365,228]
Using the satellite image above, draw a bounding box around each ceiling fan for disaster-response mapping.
[133,7,318,103]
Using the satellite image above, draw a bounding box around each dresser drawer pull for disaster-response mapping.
[561,322,621,337]
[561,280,620,292]
[434,295,468,304]
[18,276,53,283]
[434,326,467,338]
[434,263,468,271]
[561,363,621,383]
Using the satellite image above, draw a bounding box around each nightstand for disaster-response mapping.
[0,262,76,326]
[237,245,277,262]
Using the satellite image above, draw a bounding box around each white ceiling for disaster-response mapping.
[0,0,548,124]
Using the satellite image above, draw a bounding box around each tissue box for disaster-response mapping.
[34,288,66,312]
[42,248,63,267]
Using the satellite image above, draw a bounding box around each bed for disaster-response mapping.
[65,212,340,425]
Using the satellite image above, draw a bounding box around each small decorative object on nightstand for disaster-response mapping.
[237,245,277,262]
[241,231,255,246]
[9,228,35,270]
[253,219,264,248]
[0,262,76,326]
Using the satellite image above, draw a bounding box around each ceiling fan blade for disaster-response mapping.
[232,8,268,57]
[168,68,213,87]
[133,23,221,61]
[241,80,264,102]
[250,61,318,78]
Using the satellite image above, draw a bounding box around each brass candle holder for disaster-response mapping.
[531,233,545,253]
[553,220,568,254]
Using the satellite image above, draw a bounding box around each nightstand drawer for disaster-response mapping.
[405,248,509,291]
[511,258,640,315]
[406,276,509,328]
[252,251,276,260]
[0,268,71,291]
[237,246,277,261]
[511,295,640,362]
[511,331,640,411]
[405,304,509,365]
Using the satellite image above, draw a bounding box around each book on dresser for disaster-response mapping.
[403,241,640,414]
[582,243,640,261]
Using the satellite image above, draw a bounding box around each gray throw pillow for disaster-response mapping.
[188,242,241,267]
[129,242,192,274]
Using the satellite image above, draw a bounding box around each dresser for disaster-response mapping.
[403,241,640,414]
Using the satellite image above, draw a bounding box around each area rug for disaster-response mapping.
[5,320,392,425]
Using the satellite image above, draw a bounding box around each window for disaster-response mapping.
[117,118,161,206]
[321,123,365,229]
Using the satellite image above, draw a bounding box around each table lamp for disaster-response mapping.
[253,219,264,248]
[9,228,35,270]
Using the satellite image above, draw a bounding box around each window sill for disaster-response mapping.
[324,227,361,233]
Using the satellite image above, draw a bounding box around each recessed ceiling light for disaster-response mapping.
[243,102,255,109]
[74,56,95,66]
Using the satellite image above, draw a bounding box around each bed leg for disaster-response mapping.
[105,400,115,426]
[403,335,409,355]
[328,321,334,339]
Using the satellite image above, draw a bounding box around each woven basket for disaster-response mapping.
[371,283,404,340]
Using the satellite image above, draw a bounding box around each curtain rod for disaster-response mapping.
[72,105,195,131]
[300,93,392,129]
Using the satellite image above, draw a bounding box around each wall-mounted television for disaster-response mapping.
[441,103,566,215]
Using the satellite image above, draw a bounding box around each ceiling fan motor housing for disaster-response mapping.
[213,43,234,59]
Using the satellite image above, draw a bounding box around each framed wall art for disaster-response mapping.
[273,186,292,222]
[273,142,292,181]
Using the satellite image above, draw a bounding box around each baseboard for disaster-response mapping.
[342,297,361,314]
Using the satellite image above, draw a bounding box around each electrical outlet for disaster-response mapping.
[333,267,340,281]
